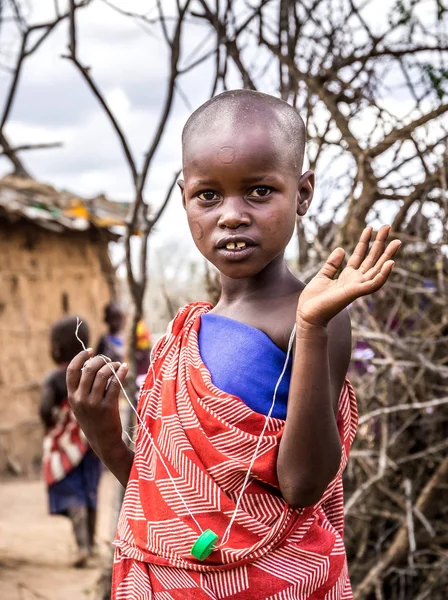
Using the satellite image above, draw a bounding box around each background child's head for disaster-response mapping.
[51,316,89,365]
[104,302,125,335]
[179,90,314,279]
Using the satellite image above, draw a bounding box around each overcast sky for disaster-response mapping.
[0,1,231,262]
[0,0,441,266]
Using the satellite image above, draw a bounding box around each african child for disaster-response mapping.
[96,302,126,363]
[40,316,102,568]
[67,90,401,598]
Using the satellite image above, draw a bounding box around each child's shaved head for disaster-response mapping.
[182,90,306,175]
[51,316,89,364]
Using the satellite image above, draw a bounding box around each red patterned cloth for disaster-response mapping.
[43,399,89,486]
[113,303,358,599]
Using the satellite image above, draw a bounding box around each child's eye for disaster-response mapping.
[197,191,218,202]
[248,186,273,198]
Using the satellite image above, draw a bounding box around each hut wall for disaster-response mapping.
[0,220,114,475]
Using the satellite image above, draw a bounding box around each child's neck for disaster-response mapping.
[217,256,300,307]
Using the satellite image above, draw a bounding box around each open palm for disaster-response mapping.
[297,225,402,327]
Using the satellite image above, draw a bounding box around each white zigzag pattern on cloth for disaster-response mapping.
[146,518,198,557]
[321,517,346,556]
[155,416,221,517]
[200,566,250,598]
[157,415,191,469]
[160,344,181,381]
[134,440,157,482]
[341,578,354,600]
[182,339,202,371]
[209,428,277,463]
[139,378,163,420]
[325,561,350,600]
[149,563,197,590]
[175,377,200,429]
[222,507,271,537]
[265,584,304,600]
[117,507,134,544]
[122,480,146,521]
[328,532,346,556]
[254,544,330,595]
[207,460,247,494]
[197,392,256,426]
[287,514,319,545]
[196,577,219,600]
[322,480,345,536]
[226,492,286,527]
[156,455,221,516]
[115,562,152,600]
[153,593,175,600]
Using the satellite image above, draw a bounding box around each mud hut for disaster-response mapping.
[0,175,128,475]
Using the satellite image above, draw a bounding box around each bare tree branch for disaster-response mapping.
[370,104,448,159]
[0,141,62,156]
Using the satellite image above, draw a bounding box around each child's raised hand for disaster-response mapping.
[297,225,401,328]
[67,350,128,458]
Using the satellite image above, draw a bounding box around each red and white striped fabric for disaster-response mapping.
[42,399,88,486]
[112,303,358,599]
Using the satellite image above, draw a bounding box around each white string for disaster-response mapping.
[217,324,297,547]
[75,318,204,534]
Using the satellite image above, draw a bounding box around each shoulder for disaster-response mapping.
[151,302,212,359]
[171,302,213,331]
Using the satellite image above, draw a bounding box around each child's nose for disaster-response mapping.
[217,197,251,229]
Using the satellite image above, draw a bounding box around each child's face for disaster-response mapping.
[180,122,313,279]
[106,306,125,334]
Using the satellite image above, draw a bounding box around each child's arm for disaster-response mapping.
[66,352,133,487]
[39,372,60,431]
[277,225,401,508]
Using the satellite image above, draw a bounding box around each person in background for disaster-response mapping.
[135,318,152,394]
[96,302,126,363]
[40,316,102,568]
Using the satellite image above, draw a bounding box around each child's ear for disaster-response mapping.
[296,170,315,217]
[178,179,186,210]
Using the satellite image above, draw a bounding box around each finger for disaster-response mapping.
[89,362,122,402]
[359,225,391,272]
[363,240,401,279]
[316,248,346,280]
[104,363,128,404]
[361,260,395,294]
[67,349,93,395]
[346,227,372,269]
[78,356,113,397]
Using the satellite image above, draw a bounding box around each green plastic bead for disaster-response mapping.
[191,530,218,560]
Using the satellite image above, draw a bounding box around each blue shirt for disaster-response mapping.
[198,313,292,420]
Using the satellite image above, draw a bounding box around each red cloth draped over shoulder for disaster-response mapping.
[112,303,358,599]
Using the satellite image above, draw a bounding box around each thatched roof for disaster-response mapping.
[0,175,130,237]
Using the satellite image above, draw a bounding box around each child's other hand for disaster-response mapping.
[67,350,128,458]
[297,225,401,328]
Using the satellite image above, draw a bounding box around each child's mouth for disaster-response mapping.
[216,242,256,261]
[215,236,258,261]
[225,241,247,250]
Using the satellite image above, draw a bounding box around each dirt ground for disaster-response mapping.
[0,472,117,600]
